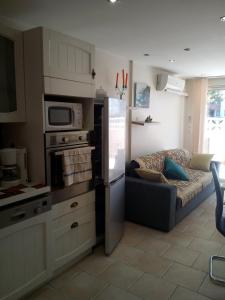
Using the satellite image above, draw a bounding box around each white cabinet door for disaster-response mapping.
[52,191,96,270]
[42,28,95,85]
[0,23,26,123]
[0,212,52,300]
[53,212,95,270]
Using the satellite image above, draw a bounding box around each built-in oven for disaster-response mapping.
[45,131,94,203]
[44,101,83,132]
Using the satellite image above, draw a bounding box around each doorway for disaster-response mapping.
[205,89,225,179]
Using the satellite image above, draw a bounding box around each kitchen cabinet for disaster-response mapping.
[23,27,95,98]
[0,211,52,300]
[43,28,95,85]
[52,190,96,270]
[0,23,26,123]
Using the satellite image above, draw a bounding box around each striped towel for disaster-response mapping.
[62,146,95,186]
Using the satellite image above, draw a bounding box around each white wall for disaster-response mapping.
[131,63,185,159]
[95,48,129,100]
[95,52,185,160]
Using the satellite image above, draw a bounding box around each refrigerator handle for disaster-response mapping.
[110,174,125,185]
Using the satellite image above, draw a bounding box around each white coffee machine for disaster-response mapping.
[0,147,28,188]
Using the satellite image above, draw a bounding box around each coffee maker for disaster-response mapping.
[0,148,28,188]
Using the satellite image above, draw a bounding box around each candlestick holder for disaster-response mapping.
[115,85,127,100]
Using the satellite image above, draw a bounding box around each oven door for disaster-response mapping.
[45,101,74,131]
[45,145,94,204]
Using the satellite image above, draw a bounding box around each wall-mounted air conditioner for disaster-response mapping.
[156,74,188,96]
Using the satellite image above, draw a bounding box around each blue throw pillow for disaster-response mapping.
[164,157,189,181]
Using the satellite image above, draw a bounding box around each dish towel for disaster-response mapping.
[62,146,95,186]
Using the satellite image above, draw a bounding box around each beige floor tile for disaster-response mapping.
[50,264,82,288]
[210,231,225,245]
[192,253,211,273]
[77,250,115,275]
[95,285,142,300]
[25,285,68,300]
[159,231,193,247]
[183,223,215,240]
[129,273,176,300]
[131,251,173,277]
[163,262,206,291]
[171,286,211,300]
[98,262,143,290]
[218,245,225,256]
[136,236,170,255]
[120,230,146,247]
[110,244,144,265]
[162,245,200,266]
[173,220,190,233]
[199,276,225,300]
[189,238,222,256]
[51,272,107,300]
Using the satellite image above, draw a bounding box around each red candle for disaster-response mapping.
[116,72,119,88]
[125,73,128,88]
[122,69,125,87]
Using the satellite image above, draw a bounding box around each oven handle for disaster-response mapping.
[54,146,95,156]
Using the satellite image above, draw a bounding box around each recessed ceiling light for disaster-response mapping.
[169,59,176,63]
[184,48,191,51]
[144,53,150,56]
[108,0,118,3]
[220,16,225,22]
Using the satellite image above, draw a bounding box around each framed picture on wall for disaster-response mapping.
[134,82,150,108]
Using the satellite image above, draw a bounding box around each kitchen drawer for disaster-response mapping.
[53,202,95,230]
[53,190,95,219]
[53,212,96,270]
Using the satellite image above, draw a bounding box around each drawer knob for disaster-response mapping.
[70,202,78,208]
[71,222,79,229]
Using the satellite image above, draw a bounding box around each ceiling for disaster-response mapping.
[0,0,225,78]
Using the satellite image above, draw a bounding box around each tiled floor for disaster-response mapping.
[26,193,225,300]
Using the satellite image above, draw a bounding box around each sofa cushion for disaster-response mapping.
[161,149,191,168]
[135,152,165,172]
[190,153,214,171]
[136,168,169,184]
[167,168,213,206]
[164,157,189,181]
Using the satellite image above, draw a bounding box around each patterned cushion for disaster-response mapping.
[167,168,213,206]
[161,149,191,168]
[135,168,169,184]
[135,152,165,172]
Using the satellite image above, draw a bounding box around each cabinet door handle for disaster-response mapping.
[71,222,79,229]
[92,69,96,79]
[70,202,78,208]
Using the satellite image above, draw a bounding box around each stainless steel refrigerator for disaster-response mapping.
[94,97,126,255]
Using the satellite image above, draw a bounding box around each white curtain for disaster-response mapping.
[185,78,208,153]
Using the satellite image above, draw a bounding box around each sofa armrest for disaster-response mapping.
[125,176,177,231]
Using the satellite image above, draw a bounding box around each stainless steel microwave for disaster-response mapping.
[44,101,83,132]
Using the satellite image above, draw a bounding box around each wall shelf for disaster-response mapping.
[132,121,160,126]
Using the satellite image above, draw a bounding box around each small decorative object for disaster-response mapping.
[145,115,152,123]
[96,86,107,99]
[134,82,150,108]
[115,69,128,99]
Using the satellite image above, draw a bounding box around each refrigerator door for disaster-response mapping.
[105,174,125,255]
[104,98,126,184]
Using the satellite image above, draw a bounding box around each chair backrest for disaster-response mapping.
[211,163,225,236]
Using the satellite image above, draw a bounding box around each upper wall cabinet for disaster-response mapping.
[43,28,95,84]
[24,27,95,98]
[0,24,26,123]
